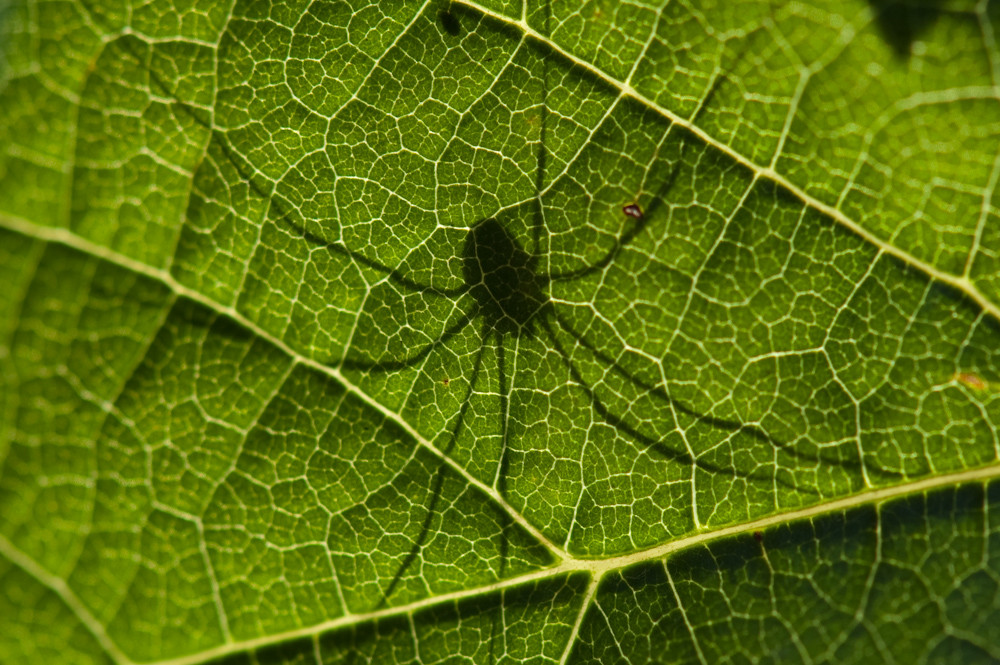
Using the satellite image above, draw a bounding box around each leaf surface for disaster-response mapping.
[2,0,1000,663]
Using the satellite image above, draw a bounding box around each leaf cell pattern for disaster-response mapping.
[2,0,1000,663]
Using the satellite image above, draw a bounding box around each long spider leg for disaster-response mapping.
[636,60,728,223]
[110,39,470,306]
[537,317,818,496]
[550,311,778,441]
[545,43,738,284]
[110,39,289,252]
[551,310,812,455]
[376,333,488,607]
[551,310,904,486]
[494,327,511,498]
[552,311,814,475]
[487,343,506,665]
[275,214,470,299]
[529,6,551,257]
[529,101,548,258]
[545,120,686,283]
[493,324,513,594]
[544,169,665,284]
[339,308,476,372]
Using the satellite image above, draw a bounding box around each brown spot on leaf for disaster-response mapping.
[622,203,643,219]
[954,372,988,391]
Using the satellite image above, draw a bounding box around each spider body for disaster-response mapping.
[463,218,550,336]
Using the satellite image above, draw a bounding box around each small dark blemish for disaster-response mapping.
[622,203,643,220]
[753,531,763,544]
[442,377,450,386]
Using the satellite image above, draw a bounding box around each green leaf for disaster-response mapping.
[2,0,1000,662]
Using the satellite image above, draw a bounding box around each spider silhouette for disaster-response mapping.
[270,50,895,608]
[126,4,887,611]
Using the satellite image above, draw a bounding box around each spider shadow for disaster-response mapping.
[342,165,898,609]
[331,79,900,609]
[269,38,899,606]
[108,14,520,612]
[117,9,899,613]
[866,0,949,59]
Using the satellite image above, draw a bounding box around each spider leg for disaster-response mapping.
[338,308,477,373]
[274,213,470,299]
[269,211,476,372]
[529,20,550,257]
[538,315,820,496]
[377,330,489,607]
[545,47,737,285]
[551,312,774,439]
[115,38,473,307]
[545,118,686,283]
[550,310,904,489]
[486,325,515,605]
[494,327,512,500]
[486,332,509,665]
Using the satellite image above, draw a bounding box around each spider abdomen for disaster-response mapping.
[463,219,549,334]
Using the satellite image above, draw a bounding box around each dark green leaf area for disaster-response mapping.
[207,573,589,665]
[570,480,1000,664]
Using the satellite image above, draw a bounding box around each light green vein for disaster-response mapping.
[455,0,1000,326]
[0,213,568,565]
[0,533,133,665]
[4,456,993,665]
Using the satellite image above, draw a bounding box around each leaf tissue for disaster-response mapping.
[1,0,1000,663]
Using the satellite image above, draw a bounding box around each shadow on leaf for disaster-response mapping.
[866,0,949,59]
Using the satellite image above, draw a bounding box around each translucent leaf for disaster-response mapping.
[2,0,1000,662]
